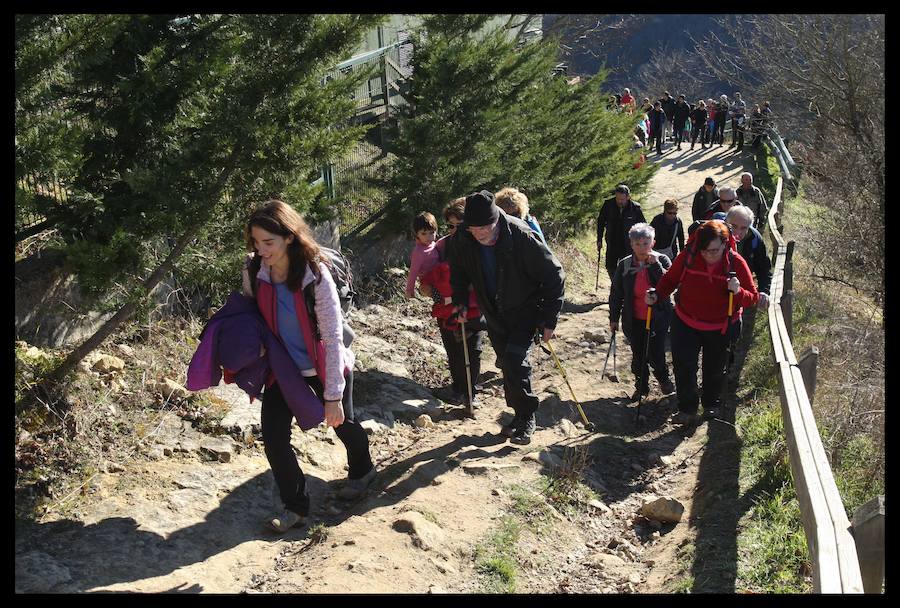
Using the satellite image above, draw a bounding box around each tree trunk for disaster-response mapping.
[41,146,243,387]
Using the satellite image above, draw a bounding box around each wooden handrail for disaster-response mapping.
[766,177,864,593]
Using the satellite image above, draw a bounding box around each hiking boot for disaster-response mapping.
[266,508,306,533]
[337,466,377,500]
[510,414,536,445]
[670,411,701,426]
[500,415,522,437]
[659,379,676,395]
[630,387,650,402]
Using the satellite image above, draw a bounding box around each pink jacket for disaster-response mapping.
[405,237,447,297]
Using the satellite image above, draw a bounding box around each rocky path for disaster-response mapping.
[16,145,757,594]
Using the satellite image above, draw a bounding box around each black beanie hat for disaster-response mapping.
[464,190,499,227]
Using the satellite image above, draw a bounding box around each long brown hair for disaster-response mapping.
[245,200,322,293]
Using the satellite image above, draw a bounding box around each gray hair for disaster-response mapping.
[628,222,655,241]
[718,186,737,200]
[726,205,754,225]
[740,172,754,182]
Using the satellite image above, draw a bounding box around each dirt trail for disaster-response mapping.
[15,145,757,594]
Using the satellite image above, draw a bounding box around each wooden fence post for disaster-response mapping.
[797,346,819,406]
[851,495,885,593]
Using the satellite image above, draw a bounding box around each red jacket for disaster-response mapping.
[654,233,758,333]
[420,260,480,330]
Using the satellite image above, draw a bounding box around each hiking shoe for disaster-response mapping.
[267,508,306,533]
[510,415,536,445]
[659,379,676,395]
[337,466,377,500]
[670,411,701,426]
[500,415,522,437]
[630,388,650,402]
[447,393,464,406]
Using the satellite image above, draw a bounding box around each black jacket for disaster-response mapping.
[597,197,647,260]
[449,211,565,333]
[690,107,708,126]
[659,96,676,119]
[650,213,685,258]
[691,186,719,221]
[673,100,691,125]
[737,226,772,295]
[649,108,666,133]
[609,254,673,342]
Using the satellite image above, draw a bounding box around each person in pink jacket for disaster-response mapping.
[405,211,446,299]
[243,200,376,532]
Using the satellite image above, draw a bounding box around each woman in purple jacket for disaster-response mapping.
[243,200,376,532]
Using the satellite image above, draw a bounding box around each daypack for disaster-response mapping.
[316,246,355,314]
[303,247,356,346]
[676,220,736,291]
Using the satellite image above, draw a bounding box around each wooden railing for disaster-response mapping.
[766,177,867,593]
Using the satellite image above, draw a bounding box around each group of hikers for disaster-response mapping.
[596,178,772,428]
[187,166,771,533]
[611,88,773,155]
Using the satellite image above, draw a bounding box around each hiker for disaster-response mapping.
[609,223,675,401]
[597,184,647,280]
[621,87,635,113]
[419,199,485,408]
[243,200,376,531]
[729,92,746,148]
[748,104,764,148]
[650,199,686,261]
[725,205,772,384]
[494,186,547,247]
[691,177,719,222]
[405,211,444,299]
[659,91,676,141]
[448,190,565,445]
[714,94,729,146]
[648,101,667,156]
[701,186,741,221]
[672,94,691,151]
[645,220,759,424]
[704,98,717,146]
[689,100,708,150]
[736,172,769,232]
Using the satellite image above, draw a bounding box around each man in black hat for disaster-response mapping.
[597,184,646,281]
[448,190,565,445]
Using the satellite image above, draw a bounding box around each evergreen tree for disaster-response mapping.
[385,14,653,232]
[15,14,384,385]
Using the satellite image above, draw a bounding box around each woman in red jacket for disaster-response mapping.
[645,220,758,424]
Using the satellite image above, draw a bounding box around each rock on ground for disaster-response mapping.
[641,496,685,523]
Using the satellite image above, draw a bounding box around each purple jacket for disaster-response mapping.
[186,291,324,430]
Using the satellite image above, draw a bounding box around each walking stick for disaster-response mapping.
[600,329,619,382]
[595,252,601,291]
[719,272,738,413]
[636,289,655,424]
[460,317,475,419]
[545,339,596,432]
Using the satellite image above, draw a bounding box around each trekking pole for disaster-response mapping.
[595,253,601,291]
[600,329,619,382]
[719,271,738,415]
[545,339,596,432]
[460,316,475,419]
[636,289,655,424]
